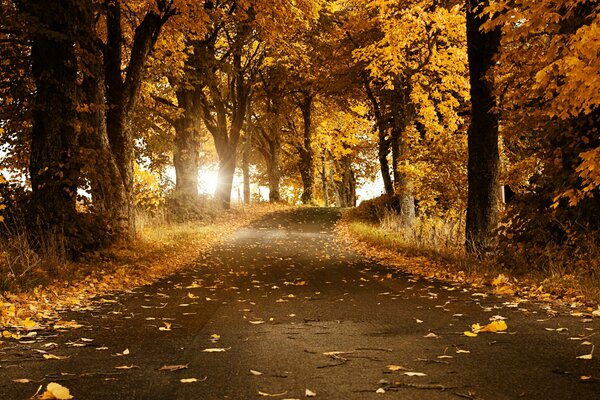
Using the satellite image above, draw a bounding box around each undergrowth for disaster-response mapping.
[341,197,600,306]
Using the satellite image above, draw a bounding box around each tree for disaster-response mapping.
[464,0,501,254]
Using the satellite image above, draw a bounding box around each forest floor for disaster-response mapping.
[1,207,600,399]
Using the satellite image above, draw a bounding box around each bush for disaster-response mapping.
[346,194,402,224]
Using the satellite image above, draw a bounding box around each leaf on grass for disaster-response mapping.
[40,382,73,400]
[187,293,199,299]
[249,320,265,325]
[376,388,385,394]
[423,332,438,338]
[305,388,317,397]
[463,331,478,337]
[258,390,289,397]
[456,349,470,354]
[250,369,263,376]
[159,364,189,372]
[403,371,427,377]
[577,353,593,360]
[13,378,30,383]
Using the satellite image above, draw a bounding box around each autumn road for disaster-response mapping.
[1,208,600,399]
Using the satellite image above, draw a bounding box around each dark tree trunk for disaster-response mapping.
[78,0,130,239]
[364,79,394,196]
[27,3,80,233]
[104,0,172,238]
[298,93,315,204]
[390,111,415,227]
[465,0,502,254]
[377,131,394,195]
[173,89,202,198]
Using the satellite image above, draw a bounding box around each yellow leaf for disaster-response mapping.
[464,331,478,337]
[386,364,405,371]
[180,378,198,383]
[40,382,73,400]
[479,320,508,333]
[43,354,69,360]
[13,379,30,383]
[159,322,172,331]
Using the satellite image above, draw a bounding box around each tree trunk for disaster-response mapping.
[391,115,415,227]
[104,0,172,238]
[465,0,502,254]
[378,131,394,195]
[27,6,79,234]
[267,137,281,202]
[321,152,329,207]
[78,0,130,239]
[337,156,357,207]
[298,93,315,204]
[215,145,237,208]
[243,128,252,205]
[173,89,202,198]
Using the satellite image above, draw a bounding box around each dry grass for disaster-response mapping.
[0,203,292,332]
[339,210,600,307]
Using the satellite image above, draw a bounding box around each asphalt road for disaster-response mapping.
[1,208,599,399]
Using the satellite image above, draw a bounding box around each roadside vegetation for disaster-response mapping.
[341,195,600,307]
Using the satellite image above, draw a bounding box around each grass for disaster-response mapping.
[0,203,291,331]
[339,210,600,307]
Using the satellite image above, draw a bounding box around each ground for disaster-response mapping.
[1,208,599,399]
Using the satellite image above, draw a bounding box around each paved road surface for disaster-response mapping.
[1,208,599,399]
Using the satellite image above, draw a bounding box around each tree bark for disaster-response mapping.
[242,127,252,204]
[104,0,173,237]
[27,2,80,233]
[465,0,502,254]
[173,88,202,198]
[321,152,329,207]
[298,92,315,204]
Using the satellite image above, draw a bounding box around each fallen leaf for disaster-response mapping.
[180,378,199,383]
[159,322,172,331]
[202,347,229,352]
[13,378,30,383]
[403,372,427,377]
[43,354,69,360]
[376,388,385,394]
[478,320,508,333]
[258,390,289,397]
[305,388,317,397]
[159,364,189,372]
[115,365,138,370]
[463,331,478,337]
[423,332,438,338]
[40,382,73,400]
[250,369,263,376]
[386,364,405,371]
